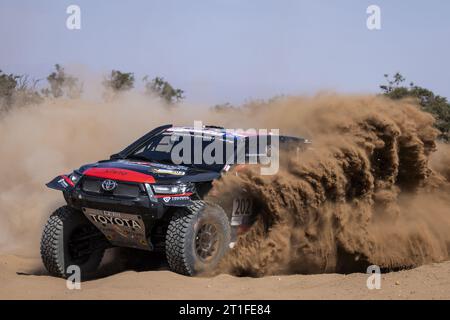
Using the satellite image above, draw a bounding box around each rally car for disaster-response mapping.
[41,124,309,278]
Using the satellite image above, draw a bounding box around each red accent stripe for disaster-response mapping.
[155,192,193,198]
[62,175,75,187]
[84,168,156,183]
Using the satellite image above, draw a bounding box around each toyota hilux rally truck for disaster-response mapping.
[41,124,308,278]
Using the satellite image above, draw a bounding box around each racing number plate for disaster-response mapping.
[82,208,151,250]
[231,198,253,226]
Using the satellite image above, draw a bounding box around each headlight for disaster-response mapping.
[144,183,158,203]
[152,183,193,195]
[69,172,81,184]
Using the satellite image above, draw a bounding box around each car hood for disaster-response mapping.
[78,159,220,183]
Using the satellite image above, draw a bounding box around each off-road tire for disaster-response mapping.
[40,206,105,279]
[165,201,231,276]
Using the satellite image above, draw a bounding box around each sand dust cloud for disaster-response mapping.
[1,91,449,277]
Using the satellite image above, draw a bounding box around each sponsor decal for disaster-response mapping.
[118,160,187,175]
[162,196,191,203]
[89,214,142,229]
[171,196,190,201]
[149,162,185,168]
[58,178,69,188]
[124,160,153,167]
[152,168,185,176]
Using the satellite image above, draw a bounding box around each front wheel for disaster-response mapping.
[40,206,106,279]
[165,201,231,276]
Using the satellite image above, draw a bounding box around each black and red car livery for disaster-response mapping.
[41,124,309,278]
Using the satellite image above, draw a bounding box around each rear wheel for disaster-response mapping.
[165,201,231,276]
[40,206,106,279]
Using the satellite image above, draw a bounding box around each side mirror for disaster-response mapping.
[110,153,122,160]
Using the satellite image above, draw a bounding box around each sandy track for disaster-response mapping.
[1,255,449,300]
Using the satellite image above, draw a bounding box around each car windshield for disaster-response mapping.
[126,130,236,172]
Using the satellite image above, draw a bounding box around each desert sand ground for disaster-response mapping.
[1,254,449,300]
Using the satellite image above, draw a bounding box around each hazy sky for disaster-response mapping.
[1,0,449,104]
